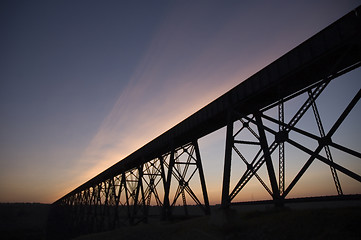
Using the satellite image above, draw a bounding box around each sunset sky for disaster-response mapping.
[1,0,360,204]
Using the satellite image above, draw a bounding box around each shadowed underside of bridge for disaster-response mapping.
[48,6,361,239]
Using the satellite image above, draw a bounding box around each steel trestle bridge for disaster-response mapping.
[48,6,361,238]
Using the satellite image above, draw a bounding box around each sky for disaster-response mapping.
[1,0,360,204]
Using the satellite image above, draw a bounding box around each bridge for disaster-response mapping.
[48,6,361,238]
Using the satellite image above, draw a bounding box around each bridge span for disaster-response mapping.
[48,6,361,238]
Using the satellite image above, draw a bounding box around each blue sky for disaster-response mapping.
[0,0,360,203]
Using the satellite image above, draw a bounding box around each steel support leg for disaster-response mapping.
[255,113,281,206]
[163,148,175,219]
[221,110,234,209]
[193,140,210,214]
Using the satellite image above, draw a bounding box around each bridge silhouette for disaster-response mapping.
[48,6,361,238]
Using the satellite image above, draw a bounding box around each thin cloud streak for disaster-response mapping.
[72,1,360,198]
[77,4,250,182]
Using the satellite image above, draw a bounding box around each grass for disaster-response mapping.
[1,203,359,240]
[72,207,361,240]
[0,203,49,240]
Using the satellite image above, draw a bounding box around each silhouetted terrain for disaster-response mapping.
[73,207,361,240]
[1,203,360,240]
[0,203,49,240]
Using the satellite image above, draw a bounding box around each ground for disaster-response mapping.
[1,203,360,240]
[0,203,49,240]
[73,207,361,240]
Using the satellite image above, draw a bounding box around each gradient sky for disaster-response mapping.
[1,0,360,204]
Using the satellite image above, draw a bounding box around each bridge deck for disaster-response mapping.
[56,6,361,203]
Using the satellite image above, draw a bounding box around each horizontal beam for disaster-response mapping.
[231,194,361,206]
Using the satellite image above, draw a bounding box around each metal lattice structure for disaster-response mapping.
[48,6,361,239]
[221,77,360,207]
[48,141,210,237]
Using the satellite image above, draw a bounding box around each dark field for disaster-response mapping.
[1,203,360,240]
[73,206,361,240]
[0,203,49,240]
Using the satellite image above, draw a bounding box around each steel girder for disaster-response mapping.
[221,75,361,208]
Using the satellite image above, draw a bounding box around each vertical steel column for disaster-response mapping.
[278,101,285,196]
[122,172,131,221]
[139,164,147,223]
[115,174,125,226]
[255,113,281,205]
[89,186,96,232]
[95,183,102,230]
[130,165,144,224]
[193,140,210,214]
[111,177,118,229]
[221,110,234,209]
[159,155,167,197]
[163,148,175,219]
